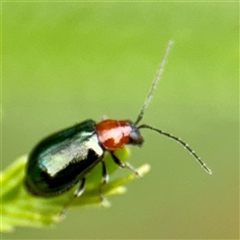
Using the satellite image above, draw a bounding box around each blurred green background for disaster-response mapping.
[2,2,238,239]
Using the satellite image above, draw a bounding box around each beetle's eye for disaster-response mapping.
[129,129,143,145]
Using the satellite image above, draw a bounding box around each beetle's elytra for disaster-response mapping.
[25,41,212,215]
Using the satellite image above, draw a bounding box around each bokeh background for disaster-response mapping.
[2,2,238,239]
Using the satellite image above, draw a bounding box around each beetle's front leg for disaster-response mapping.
[110,152,142,178]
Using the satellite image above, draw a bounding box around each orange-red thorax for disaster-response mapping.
[96,119,135,151]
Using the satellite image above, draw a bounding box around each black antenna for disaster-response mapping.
[135,40,174,125]
[138,124,212,174]
[135,40,212,174]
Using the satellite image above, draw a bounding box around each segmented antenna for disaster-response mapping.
[135,40,212,174]
[138,124,212,174]
[135,40,174,125]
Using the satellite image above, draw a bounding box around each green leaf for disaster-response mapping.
[0,148,150,232]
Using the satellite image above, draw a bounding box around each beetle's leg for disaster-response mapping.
[110,152,142,178]
[74,178,86,197]
[99,161,109,204]
[60,178,86,218]
[101,115,108,121]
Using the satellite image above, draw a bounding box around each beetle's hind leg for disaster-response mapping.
[74,177,86,197]
[99,161,109,205]
[110,152,142,178]
[60,178,86,217]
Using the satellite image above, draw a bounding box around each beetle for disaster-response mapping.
[24,41,212,214]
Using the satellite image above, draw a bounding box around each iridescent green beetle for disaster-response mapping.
[25,41,212,213]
